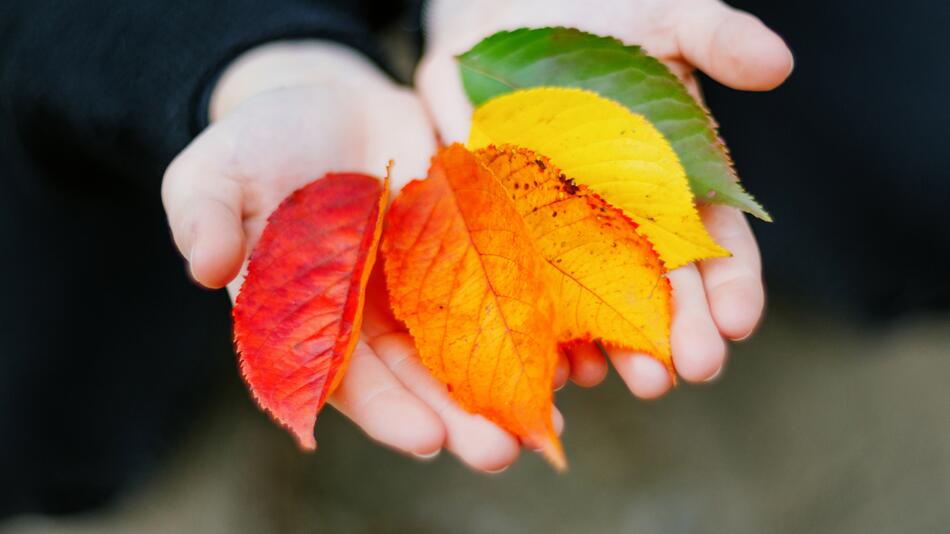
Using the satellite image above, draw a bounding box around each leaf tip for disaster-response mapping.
[293,429,317,452]
[540,432,568,472]
[756,209,774,223]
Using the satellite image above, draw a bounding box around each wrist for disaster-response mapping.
[209,40,393,122]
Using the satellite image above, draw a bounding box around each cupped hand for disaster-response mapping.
[161,41,554,472]
[417,0,793,398]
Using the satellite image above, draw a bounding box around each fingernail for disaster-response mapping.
[412,448,441,460]
[704,365,724,383]
[485,465,509,474]
[187,223,200,261]
[731,330,754,342]
[187,238,199,281]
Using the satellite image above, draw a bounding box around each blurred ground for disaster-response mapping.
[3,303,948,533]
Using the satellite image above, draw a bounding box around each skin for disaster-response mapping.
[162,0,792,473]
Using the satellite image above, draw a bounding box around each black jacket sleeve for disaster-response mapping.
[0,1,396,190]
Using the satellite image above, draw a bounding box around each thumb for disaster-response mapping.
[161,139,246,289]
[675,0,793,91]
[415,52,474,145]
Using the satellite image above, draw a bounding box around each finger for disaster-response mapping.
[415,52,473,144]
[554,350,570,391]
[360,86,439,192]
[161,144,245,288]
[566,343,608,388]
[607,349,672,400]
[682,70,705,103]
[675,1,793,91]
[552,406,564,436]
[368,332,521,472]
[705,360,726,383]
[698,204,764,340]
[669,265,727,382]
[360,264,407,340]
[329,340,445,456]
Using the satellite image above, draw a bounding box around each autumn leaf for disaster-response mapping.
[475,145,673,372]
[457,26,770,221]
[383,144,565,469]
[233,172,388,450]
[470,87,728,269]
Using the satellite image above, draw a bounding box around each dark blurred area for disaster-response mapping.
[0,90,234,516]
[1,1,948,532]
[702,0,950,319]
[0,0,401,519]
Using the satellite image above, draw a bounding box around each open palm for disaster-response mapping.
[417,0,793,400]
[161,54,545,471]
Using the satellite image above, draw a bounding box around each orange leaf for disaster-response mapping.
[383,144,565,469]
[475,146,673,373]
[233,172,388,450]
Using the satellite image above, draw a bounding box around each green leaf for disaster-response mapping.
[457,27,771,221]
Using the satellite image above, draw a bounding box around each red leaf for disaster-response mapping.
[233,172,388,450]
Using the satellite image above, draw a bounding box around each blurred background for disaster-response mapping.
[2,1,948,533]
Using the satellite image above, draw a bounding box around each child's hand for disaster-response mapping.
[162,41,559,472]
[417,0,793,398]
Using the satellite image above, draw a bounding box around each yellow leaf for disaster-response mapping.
[469,87,728,269]
[476,146,673,372]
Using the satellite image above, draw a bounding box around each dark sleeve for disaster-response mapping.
[0,0,396,190]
